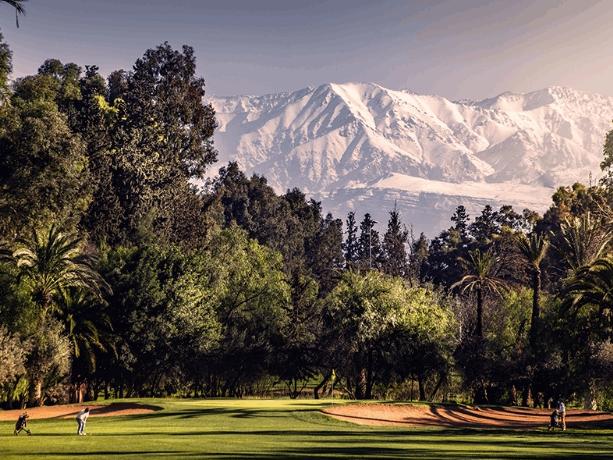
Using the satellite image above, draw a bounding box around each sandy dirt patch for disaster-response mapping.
[0,402,160,421]
[323,403,613,429]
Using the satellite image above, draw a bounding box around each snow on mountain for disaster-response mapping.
[209,83,613,235]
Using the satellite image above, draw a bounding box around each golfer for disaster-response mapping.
[14,412,31,435]
[557,400,566,431]
[76,407,90,435]
[548,409,559,431]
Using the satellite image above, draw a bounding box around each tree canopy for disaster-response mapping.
[0,33,611,410]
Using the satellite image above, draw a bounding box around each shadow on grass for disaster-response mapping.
[23,452,192,458]
[12,427,612,441]
[60,402,164,419]
[19,447,613,460]
[126,406,316,421]
[8,405,611,459]
[10,427,613,459]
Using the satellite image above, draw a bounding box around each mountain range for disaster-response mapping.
[209,83,613,235]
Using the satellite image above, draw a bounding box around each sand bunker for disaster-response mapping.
[323,403,613,429]
[0,402,160,421]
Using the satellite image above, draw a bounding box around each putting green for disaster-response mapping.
[1,399,611,459]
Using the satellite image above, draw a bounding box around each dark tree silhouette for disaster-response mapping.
[1,0,26,27]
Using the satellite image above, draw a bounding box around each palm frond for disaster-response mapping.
[1,0,27,27]
[563,255,613,334]
[6,225,111,314]
[453,249,507,296]
[516,232,549,268]
[555,213,613,274]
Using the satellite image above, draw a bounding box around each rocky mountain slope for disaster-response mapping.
[210,83,613,235]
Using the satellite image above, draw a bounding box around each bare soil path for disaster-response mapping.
[323,403,613,429]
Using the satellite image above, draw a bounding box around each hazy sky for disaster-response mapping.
[0,0,611,99]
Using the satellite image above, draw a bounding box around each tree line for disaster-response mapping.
[0,34,611,409]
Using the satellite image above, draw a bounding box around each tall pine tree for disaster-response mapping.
[357,214,381,270]
[382,208,409,277]
[344,212,359,269]
[409,231,429,282]
[308,213,344,295]
[451,205,470,238]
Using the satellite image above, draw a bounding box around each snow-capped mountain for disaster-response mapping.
[210,83,613,235]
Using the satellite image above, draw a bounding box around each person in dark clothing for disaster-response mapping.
[14,412,31,435]
[548,409,559,431]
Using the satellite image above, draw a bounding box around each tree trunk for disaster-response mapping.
[365,348,374,399]
[428,373,445,402]
[530,269,541,346]
[345,377,354,399]
[533,391,543,408]
[476,288,484,337]
[510,385,518,406]
[356,368,367,399]
[583,379,598,410]
[28,378,44,407]
[326,376,335,397]
[85,382,94,401]
[354,350,367,399]
[521,385,532,407]
[314,372,331,400]
[417,375,426,401]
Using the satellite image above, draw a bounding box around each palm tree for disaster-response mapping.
[57,289,111,365]
[1,0,27,27]
[452,249,507,337]
[564,255,613,334]
[9,225,108,318]
[555,213,612,276]
[3,225,109,405]
[564,255,613,409]
[56,288,114,402]
[516,232,549,343]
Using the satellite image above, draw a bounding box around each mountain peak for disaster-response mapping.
[210,83,613,234]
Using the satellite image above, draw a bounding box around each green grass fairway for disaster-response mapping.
[1,399,612,459]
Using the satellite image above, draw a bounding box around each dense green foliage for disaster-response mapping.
[323,271,455,400]
[0,33,611,410]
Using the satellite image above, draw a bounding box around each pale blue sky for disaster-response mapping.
[0,0,611,99]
